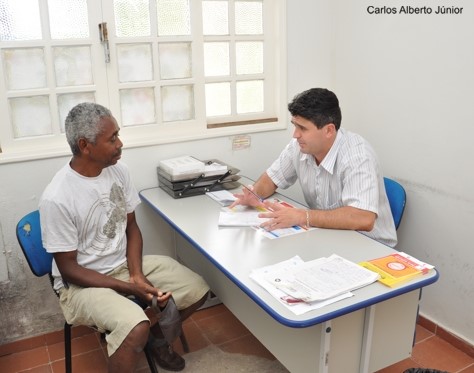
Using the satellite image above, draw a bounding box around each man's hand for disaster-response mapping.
[258,201,306,230]
[130,274,172,307]
[229,185,266,209]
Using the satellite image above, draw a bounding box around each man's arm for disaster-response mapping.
[124,212,145,281]
[53,251,152,296]
[259,202,376,232]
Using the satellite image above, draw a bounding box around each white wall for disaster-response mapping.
[332,0,474,344]
[1,0,473,349]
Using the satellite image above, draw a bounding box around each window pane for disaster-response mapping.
[114,0,151,37]
[54,46,93,87]
[235,0,262,35]
[117,43,153,82]
[48,0,89,39]
[0,0,42,41]
[157,0,190,36]
[205,82,230,117]
[204,42,229,77]
[57,92,95,132]
[236,41,263,75]
[236,80,263,113]
[161,85,194,122]
[202,1,228,35]
[159,42,192,79]
[10,96,52,138]
[3,48,46,90]
[120,88,156,126]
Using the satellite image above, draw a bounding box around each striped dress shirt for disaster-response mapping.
[266,129,397,247]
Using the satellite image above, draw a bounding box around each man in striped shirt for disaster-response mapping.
[231,88,397,247]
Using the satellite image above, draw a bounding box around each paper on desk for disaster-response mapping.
[250,256,353,315]
[264,254,379,303]
[254,225,312,239]
[206,190,237,207]
[219,204,312,239]
[218,211,269,226]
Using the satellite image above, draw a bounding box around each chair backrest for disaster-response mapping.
[383,177,406,230]
[16,210,53,277]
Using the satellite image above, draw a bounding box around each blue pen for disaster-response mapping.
[243,185,265,202]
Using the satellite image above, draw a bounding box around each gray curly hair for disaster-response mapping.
[65,102,112,155]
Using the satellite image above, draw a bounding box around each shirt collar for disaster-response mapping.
[300,129,345,174]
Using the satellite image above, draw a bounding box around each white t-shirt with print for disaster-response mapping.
[39,161,141,290]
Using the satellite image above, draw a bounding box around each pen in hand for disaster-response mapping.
[243,185,265,203]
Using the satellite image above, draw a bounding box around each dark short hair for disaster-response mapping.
[288,88,342,130]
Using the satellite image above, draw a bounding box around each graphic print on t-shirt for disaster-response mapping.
[80,182,127,257]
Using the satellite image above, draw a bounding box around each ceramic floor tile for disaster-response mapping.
[194,309,250,345]
[459,363,474,373]
[218,333,276,360]
[0,346,49,373]
[172,319,211,355]
[50,349,107,373]
[374,357,421,373]
[411,335,474,372]
[18,365,53,373]
[2,303,473,373]
[191,303,228,322]
[414,324,435,343]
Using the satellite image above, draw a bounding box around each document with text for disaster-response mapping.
[250,256,354,315]
[218,204,313,239]
[259,254,380,303]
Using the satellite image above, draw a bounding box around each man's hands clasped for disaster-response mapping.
[130,273,171,308]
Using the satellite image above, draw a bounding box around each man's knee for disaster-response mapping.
[125,321,150,353]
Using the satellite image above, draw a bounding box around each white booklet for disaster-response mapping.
[263,254,379,303]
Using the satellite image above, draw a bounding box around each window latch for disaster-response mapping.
[98,22,110,63]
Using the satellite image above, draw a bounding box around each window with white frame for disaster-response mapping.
[0,0,286,162]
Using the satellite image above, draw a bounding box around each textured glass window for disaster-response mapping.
[114,0,151,37]
[236,80,263,114]
[157,0,190,36]
[58,92,96,132]
[204,42,230,77]
[159,43,192,79]
[54,46,93,87]
[236,41,263,75]
[10,96,52,138]
[117,43,153,82]
[48,0,89,39]
[120,88,156,126]
[0,0,42,41]
[205,82,231,117]
[202,1,228,35]
[161,85,194,122]
[235,0,263,35]
[3,48,46,90]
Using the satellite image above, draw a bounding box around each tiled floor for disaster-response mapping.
[0,303,473,373]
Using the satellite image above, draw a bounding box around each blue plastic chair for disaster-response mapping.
[16,210,159,373]
[383,177,407,230]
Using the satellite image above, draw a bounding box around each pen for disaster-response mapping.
[243,185,265,202]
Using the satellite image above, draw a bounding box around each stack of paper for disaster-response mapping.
[159,156,205,176]
[250,254,380,315]
[204,162,228,177]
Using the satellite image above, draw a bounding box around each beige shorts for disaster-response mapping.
[58,255,209,356]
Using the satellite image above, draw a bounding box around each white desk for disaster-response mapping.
[139,186,438,373]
